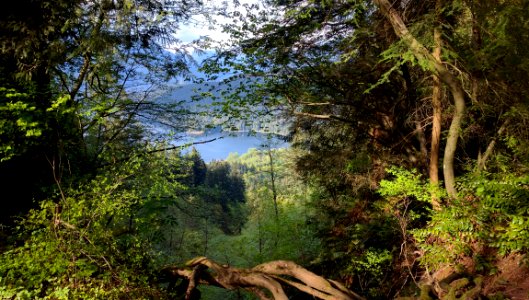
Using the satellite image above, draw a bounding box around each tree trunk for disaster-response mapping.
[258,213,264,260]
[267,148,279,220]
[429,0,443,209]
[203,217,209,256]
[373,0,466,198]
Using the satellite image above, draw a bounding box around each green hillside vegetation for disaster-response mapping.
[2,0,529,299]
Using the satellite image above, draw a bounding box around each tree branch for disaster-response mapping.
[97,138,219,169]
[477,118,509,171]
[293,111,356,124]
[145,138,220,155]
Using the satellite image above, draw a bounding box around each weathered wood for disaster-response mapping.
[161,257,365,300]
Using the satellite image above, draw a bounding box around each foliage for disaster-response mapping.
[3,0,529,298]
[379,167,441,204]
[0,151,189,299]
[348,248,393,298]
[0,87,44,161]
[414,172,529,269]
[376,164,529,297]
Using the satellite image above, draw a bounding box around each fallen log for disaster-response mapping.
[161,257,365,300]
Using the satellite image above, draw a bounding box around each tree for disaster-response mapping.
[203,161,247,234]
[428,0,444,208]
[187,147,208,186]
[223,148,321,266]
[372,0,466,198]
[0,0,205,221]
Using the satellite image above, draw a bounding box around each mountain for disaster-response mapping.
[152,79,290,136]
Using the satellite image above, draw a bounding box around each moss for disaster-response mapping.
[486,292,506,300]
[419,284,434,300]
[449,277,470,290]
[460,276,482,299]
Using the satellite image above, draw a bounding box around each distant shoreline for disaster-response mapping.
[186,130,205,136]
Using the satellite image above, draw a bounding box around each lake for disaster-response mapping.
[182,131,288,162]
[149,81,290,161]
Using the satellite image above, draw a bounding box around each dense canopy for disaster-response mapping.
[1,0,529,299]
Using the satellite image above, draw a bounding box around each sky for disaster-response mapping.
[174,0,260,45]
[166,0,261,82]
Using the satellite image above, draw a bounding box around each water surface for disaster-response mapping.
[183,132,288,162]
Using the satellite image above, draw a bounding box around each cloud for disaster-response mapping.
[174,0,259,44]
[175,16,230,44]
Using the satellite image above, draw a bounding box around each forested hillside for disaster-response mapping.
[1,0,529,299]
[152,81,290,136]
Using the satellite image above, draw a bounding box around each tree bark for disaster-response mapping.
[373,0,466,198]
[429,0,443,209]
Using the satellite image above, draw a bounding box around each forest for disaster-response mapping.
[1,0,529,299]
